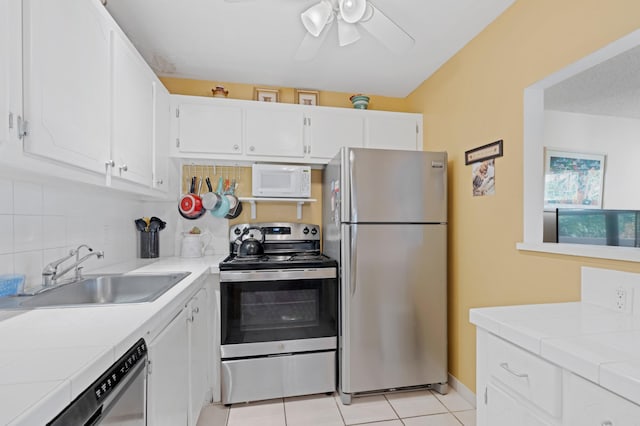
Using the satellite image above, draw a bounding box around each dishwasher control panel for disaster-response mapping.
[94,339,147,402]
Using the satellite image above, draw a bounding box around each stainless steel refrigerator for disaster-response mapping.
[323,147,448,404]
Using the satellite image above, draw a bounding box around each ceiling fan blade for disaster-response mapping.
[359,3,414,53]
[337,19,360,47]
[294,19,333,61]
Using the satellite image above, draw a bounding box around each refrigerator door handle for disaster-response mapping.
[349,149,357,222]
[350,224,358,297]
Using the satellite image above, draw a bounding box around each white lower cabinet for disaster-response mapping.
[565,372,640,426]
[477,328,640,426]
[147,307,190,426]
[486,382,551,426]
[148,284,212,426]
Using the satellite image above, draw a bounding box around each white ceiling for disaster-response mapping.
[545,45,640,119]
[104,0,515,98]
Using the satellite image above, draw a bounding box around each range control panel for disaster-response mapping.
[230,222,320,242]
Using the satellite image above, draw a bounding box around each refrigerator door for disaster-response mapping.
[340,223,447,394]
[342,148,447,223]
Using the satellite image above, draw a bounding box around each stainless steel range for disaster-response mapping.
[219,222,338,405]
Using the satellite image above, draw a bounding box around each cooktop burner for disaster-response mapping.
[220,222,337,271]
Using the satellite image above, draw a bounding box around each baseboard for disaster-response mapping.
[448,373,476,408]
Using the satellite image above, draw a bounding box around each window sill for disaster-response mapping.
[516,242,640,263]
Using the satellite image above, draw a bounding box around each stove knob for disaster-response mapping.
[234,228,242,235]
[311,228,318,235]
[303,227,309,235]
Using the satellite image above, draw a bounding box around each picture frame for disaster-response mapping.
[465,139,503,165]
[255,88,279,103]
[544,148,605,209]
[296,89,319,106]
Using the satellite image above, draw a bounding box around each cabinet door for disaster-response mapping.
[176,99,243,155]
[111,30,154,186]
[0,0,10,148]
[148,308,189,426]
[188,287,210,426]
[565,372,640,426]
[365,113,420,151]
[22,0,111,173]
[153,81,170,192]
[245,107,305,158]
[306,109,364,160]
[486,383,551,426]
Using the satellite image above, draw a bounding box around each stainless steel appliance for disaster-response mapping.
[48,339,147,425]
[219,223,338,404]
[323,147,448,404]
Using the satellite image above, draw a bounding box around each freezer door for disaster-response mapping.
[340,223,447,394]
[344,148,447,223]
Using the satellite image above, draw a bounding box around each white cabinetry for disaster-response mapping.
[147,307,190,426]
[365,112,422,151]
[245,106,305,158]
[188,287,211,425]
[170,95,420,164]
[111,30,154,186]
[304,108,364,160]
[0,0,21,150]
[153,81,170,192]
[22,0,111,174]
[173,96,243,155]
[148,284,212,426]
[565,372,640,426]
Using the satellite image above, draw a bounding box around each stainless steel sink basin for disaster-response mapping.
[14,272,191,308]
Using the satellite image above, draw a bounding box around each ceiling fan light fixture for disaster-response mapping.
[337,19,360,46]
[301,0,334,37]
[339,0,367,24]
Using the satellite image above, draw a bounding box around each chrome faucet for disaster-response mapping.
[42,245,104,287]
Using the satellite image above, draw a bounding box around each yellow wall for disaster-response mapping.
[160,77,411,112]
[406,0,640,392]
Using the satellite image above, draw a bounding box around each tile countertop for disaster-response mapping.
[470,266,640,407]
[0,255,226,426]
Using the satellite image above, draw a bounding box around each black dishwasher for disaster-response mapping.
[48,339,147,426]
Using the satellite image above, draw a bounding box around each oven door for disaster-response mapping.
[220,268,337,356]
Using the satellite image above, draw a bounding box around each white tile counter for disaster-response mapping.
[0,255,225,426]
[470,267,640,411]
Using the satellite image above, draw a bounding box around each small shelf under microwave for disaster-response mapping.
[238,197,317,220]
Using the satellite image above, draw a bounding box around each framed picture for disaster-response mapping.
[544,148,606,209]
[465,139,503,165]
[255,88,279,103]
[296,89,319,106]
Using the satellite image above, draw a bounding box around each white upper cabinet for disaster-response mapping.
[22,0,111,173]
[365,112,422,151]
[304,108,364,160]
[111,29,154,186]
[0,0,16,149]
[245,105,305,158]
[173,95,243,155]
[153,81,170,192]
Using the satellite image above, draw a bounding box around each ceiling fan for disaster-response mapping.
[296,0,415,60]
[224,0,414,60]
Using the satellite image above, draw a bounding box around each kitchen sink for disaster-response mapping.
[1,272,191,309]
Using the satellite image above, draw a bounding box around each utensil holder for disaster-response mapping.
[139,231,159,258]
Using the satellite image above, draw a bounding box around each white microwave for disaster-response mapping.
[252,164,311,198]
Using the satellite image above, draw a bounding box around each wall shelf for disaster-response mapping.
[238,197,317,220]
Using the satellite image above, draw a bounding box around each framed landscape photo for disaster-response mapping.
[255,88,279,103]
[296,89,319,106]
[544,148,605,209]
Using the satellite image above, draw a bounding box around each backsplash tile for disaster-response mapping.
[43,216,67,250]
[0,179,13,215]
[13,215,43,253]
[13,181,43,215]
[14,250,44,292]
[0,215,13,254]
[0,254,13,274]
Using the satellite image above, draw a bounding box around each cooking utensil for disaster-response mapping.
[150,216,166,230]
[202,177,222,211]
[179,176,205,219]
[210,176,230,218]
[134,218,147,232]
[237,226,264,257]
[224,177,243,219]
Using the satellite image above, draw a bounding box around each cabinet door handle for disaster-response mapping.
[233,144,239,151]
[119,164,128,172]
[105,160,115,167]
[249,146,255,152]
[499,362,528,378]
[192,307,199,315]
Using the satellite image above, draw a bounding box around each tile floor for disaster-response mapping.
[197,388,476,426]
